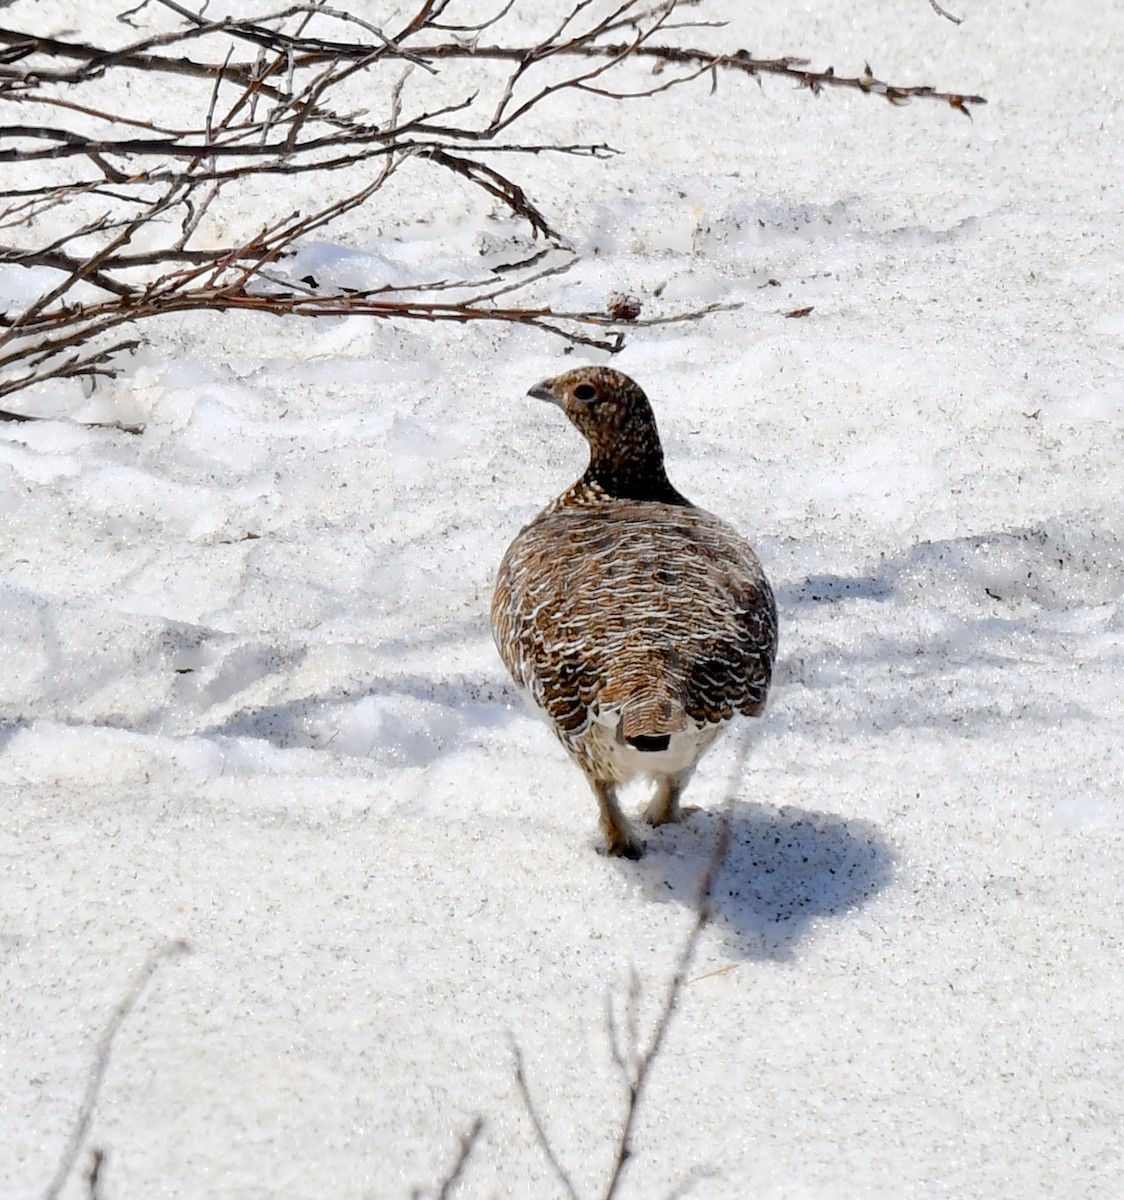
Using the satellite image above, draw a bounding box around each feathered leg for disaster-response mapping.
[642,771,694,826]
[591,779,643,859]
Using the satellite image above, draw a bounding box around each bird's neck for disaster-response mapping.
[551,431,688,508]
[555,406,692,508]
[582,451,689,504]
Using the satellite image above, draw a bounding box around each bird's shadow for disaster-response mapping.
[627,800,894,960]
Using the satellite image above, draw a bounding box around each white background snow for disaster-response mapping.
[2,0,1121,1197]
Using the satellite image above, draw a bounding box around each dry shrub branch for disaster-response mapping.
[0,0,985,414]
[43,940,190,1200]
[509,808,734,1200]
[510,727,758,1200]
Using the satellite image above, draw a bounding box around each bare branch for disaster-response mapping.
[2,248,137,297]
[434,1117,485,1200]
[601,803,735,1200]
[506,721,756,1200]
[927,0,964,25]
[511,1039,583,1200]
[85,1147,108,1200]
[43,941,190,1200]
[0,0,983,404]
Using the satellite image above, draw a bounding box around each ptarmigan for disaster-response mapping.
[491,367,777,859]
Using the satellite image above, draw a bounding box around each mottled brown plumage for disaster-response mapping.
[492,367,777,858]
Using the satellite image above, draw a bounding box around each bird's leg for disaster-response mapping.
[643,771,694,826]
[591,779,643,859]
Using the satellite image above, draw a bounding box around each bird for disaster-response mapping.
[491,366,777,859]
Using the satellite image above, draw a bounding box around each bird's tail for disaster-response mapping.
[614,686,687,753]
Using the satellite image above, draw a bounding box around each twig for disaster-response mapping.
[511,1039,583,1200]
[434,1117,485,1200]
[927,0,964,25]
[0,0,984,403]
[601,796,736,1200]
[0,19,986,111]
[85,1148,107,1200]
[510,725,754,1200]
[43,940,190,1200]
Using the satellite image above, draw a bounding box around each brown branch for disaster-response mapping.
[413,146,556,238]
[1,284,734,394]
[0,17,986,114]
[0,334,145,423]
[1,0,983,405]
[410,42,987,117]
[3,176,189,333]
[1,274,728,398]
[1,248,137,297]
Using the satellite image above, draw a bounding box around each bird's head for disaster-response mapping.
[528,366,656,456]
[526,367,686,504]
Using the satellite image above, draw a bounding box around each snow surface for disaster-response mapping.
[2,1,1122,1197]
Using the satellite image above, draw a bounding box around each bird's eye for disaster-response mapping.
[573,383,597,401]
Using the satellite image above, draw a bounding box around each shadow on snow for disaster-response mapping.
[627,800,893,960]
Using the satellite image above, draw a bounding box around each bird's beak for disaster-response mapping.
[527,379,557,404]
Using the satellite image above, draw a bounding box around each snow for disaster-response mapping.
[2,1,1122,1198]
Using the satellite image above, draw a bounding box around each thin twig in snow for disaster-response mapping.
[432,1117,485,1200]
[601,798,737,1199]
[927,0,964,25]
[512,1038,583,1200]
[43,940,191,1200]
[511,724,754,1199]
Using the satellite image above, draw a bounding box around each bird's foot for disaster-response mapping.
[601,826,644,859]
[643,802,700,827]
[642,776,697,826]
[594,781,644,858]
